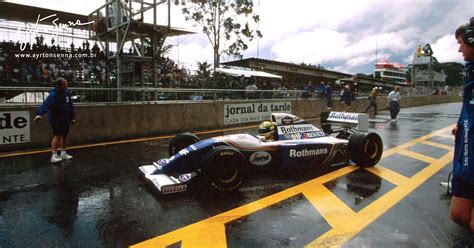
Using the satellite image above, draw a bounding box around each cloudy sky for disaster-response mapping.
[3,0,474,74]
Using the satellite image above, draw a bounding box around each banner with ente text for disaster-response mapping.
[0,111,31,145]
[224,102,291,125]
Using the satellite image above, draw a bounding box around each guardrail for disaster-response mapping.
[0,86,372,105]
[2,85,458,105]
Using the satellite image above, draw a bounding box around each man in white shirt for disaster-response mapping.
[388,86,401,121]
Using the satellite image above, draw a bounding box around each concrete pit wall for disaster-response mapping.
[0,95,461,152]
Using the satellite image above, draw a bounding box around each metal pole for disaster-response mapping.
[116,0,122,102]
[153,0,158,100]
[168,0,171,29]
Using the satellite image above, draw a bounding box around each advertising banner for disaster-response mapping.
[0,111,31,144]
[224,102,291,124]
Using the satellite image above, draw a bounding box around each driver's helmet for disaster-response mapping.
[258,121,275,140]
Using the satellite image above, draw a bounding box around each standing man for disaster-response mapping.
[34,77,75,163]
[364,87,379,115]
[341,85,353,112]
[388,86,401,121]
[324,82,333,110]
[450,17,474,233]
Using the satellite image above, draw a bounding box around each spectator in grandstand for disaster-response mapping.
[363,87,379,115]
[388,86,401,121]
[34,77,75,163]
[448,17,474,233]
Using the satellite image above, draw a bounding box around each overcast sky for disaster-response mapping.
[4,0,474,74]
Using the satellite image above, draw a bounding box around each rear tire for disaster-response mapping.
[168,132,200,156]
[201,146,247,192]
[347,132,383,167]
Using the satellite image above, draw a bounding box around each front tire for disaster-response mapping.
[201,146,247,192]
[347,132,383,167]
[168,132,200,156]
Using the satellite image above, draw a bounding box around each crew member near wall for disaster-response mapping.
[34,77,76,163]
[388,86,401,121]
[450,16,474,233]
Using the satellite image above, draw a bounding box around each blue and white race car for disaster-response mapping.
[138,112,383,194]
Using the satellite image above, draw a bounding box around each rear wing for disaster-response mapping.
[320,111,369,133]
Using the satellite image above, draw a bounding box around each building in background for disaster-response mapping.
[373,60,408,85]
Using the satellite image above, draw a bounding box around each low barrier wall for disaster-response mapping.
[0,95,461,152]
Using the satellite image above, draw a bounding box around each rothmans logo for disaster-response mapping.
[279,125,315,134]
[327,112,359,123]
[289,148,328,157]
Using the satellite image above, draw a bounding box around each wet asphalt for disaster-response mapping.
[1,102,474,247]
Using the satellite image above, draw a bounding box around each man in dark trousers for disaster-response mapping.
[388,86,401,121]
[449,17,474,233]
[364,87,379,115]
[34,77,76,163]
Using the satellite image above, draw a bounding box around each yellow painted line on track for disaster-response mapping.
[436,133,455,139]
[308,150,454,247]
[365,166,409,186]
[133,124,456,248]
[419,140,453,150]
[396,149,438,164]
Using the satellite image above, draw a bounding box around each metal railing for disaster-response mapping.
[1,85,457,106]
[0,86,331,105]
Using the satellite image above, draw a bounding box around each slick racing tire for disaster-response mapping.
[168,132,200,156]
[347,132,383,167]
[201,146,247,193]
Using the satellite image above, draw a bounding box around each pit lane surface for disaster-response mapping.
[1,103,473,247]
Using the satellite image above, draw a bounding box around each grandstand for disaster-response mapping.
[0,1,192,101]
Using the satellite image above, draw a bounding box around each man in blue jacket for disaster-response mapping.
[450,17,474,232]
[34,77,75,163]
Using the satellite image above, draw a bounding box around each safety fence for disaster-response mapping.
[0,86,372,105]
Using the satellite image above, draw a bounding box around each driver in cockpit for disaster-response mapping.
[258,121,276,142]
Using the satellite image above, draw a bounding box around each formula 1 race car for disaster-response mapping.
[138,112,383,194]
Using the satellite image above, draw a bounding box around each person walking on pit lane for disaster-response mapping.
[364,87,379,115]
[388,86,401,121]
[449,17,474,233]
[34,77,75,163]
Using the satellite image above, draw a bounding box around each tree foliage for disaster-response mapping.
[435,62,465,86]
[175,0,262,72]
[196,61,212,88]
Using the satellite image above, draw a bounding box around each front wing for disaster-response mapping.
[139,163,197,194]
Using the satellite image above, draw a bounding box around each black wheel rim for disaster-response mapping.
[365,138,379,159]
[216,159,239,183]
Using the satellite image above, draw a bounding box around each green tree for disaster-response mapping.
[436,62,465,86]
[197,61,212,88]
[175,0,262,88]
